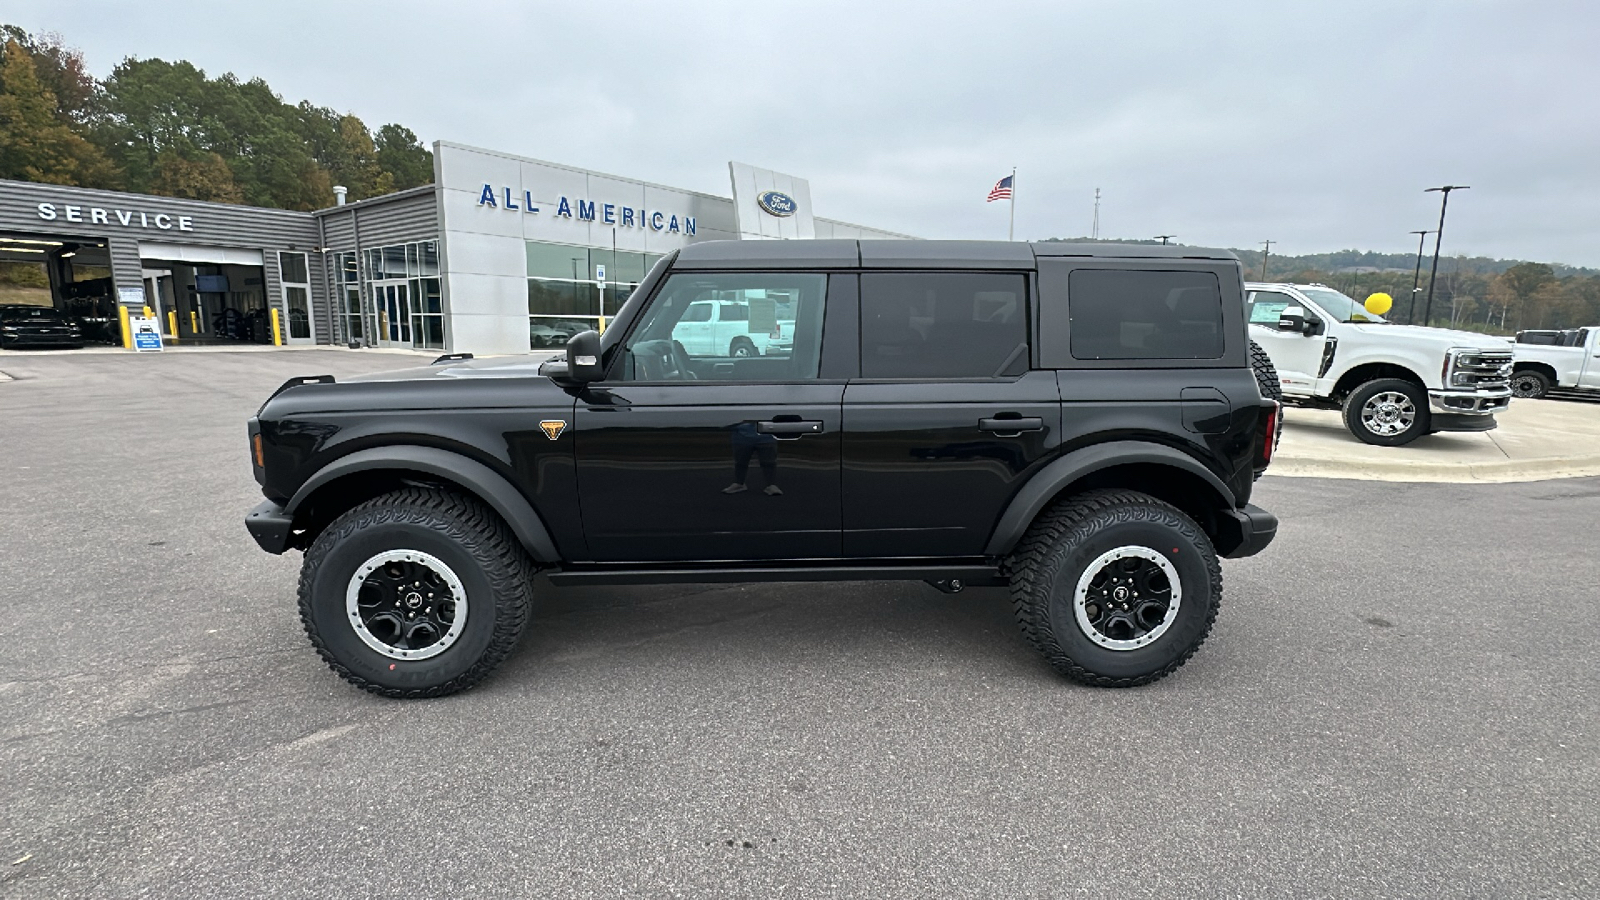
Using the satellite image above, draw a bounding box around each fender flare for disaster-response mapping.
[286,445,561,562]
[983,440,1237,558]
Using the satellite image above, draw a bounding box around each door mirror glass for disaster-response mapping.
[565,330,604,382]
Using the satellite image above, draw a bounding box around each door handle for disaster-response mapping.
[979,416,1043,436]
[757,420,824,439]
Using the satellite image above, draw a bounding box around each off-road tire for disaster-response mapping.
[298,488,535,698]
[1249,340,1284,480]
[1342,377,1430,446]
[1006,489,1222,687]
[1510,369,1550,400]
[1249,340,1283,402]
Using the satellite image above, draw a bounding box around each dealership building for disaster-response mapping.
[0,142,912,355]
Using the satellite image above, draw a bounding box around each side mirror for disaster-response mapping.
[565,330,604,383]
[1277,306,1306,334]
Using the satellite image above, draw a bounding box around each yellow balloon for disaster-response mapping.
[1364,292,1393,315]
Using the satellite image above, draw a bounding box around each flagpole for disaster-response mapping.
[1008,167,1016,241]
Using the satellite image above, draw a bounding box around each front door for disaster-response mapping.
[842,271,1057,558]
[370,281,411,347]
[574,271,840,562]
[1247,289,1327,396]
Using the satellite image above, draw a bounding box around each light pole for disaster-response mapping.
[1421,186,1469,327]
[1154,235,1175,245]
[1406,229,1434,324]
[1260,240,1274,280]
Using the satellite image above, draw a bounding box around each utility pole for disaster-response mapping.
[1091,188,1101,240]
[1154,235,1175,245]
[1259,240,1274,280]
[1407,229,1435,324]
[1421,185,1469,327]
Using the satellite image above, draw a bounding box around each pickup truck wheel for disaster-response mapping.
[1510,370,1550,399]
[1342,378,1430,446]
[729,337,756,358]
[1007,489,1221,687]
[298,488,534,698]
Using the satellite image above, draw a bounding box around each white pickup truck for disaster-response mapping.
[1246,283,1513,445]
[671,298,794,358]
[1511,327,1600,398]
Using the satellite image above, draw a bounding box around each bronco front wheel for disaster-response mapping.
[298,488,534,698]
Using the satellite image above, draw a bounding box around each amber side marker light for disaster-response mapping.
[252,433,265,468]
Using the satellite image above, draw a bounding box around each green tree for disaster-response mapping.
[0,38,118,186]
[374,123,433,190]
[150,148,243,203]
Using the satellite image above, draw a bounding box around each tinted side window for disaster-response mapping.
[618,273,827,382]
[1069,270,1224,360]
[860,272,1027,378]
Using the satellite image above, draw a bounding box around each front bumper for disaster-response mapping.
[1428,388,1510,416]
[1,331,83,347]
[1215,504,1278,559]
[245,499,294,554]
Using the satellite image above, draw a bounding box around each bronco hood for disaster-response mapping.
[342,352,564,383]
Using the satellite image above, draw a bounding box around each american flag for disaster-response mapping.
[987,175,1014,202]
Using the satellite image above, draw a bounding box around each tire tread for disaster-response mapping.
[297,487,536,699]
[1006,489,1222,687]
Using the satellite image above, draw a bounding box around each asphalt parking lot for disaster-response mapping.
[2,349,1597,899]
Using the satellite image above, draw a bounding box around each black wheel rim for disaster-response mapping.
[344,550,468,660]
[1073,546,1182,651]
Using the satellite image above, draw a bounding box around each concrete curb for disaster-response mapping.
[1269,454,1600,484]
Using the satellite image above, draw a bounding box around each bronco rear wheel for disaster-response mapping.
[1007,489,1222,687]
[298,488,534,698]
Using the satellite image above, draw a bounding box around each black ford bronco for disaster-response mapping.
[246,240,1279,698]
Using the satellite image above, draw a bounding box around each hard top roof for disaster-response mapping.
[674,239,1238,268]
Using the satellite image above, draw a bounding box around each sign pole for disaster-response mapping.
[1008,167,1017,242]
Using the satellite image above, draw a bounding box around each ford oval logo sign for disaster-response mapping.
[757,190,797,217]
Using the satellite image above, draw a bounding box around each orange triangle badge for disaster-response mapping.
[539,420,567,441]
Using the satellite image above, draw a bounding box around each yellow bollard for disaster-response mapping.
[167,310,178,340]
[189,310,198,334]
[597,316,607,334]
[118,305,133,349]
[270,308,283,346]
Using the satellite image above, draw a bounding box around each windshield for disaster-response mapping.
[1297,287,1388,324]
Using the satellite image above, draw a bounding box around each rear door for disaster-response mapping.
[841,271,1059,558]
[1581,329,1600,389]
[575,270,842,561]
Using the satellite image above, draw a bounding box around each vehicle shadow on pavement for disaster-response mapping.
[499,580,1038,682]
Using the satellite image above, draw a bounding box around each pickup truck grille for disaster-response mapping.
[1451,350,1513,389]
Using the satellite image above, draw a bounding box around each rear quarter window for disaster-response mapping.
[1066,270,1225,360]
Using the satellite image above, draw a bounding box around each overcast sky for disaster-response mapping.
[10,0,1599,266]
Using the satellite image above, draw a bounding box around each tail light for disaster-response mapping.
[770,321,782,340]
[1257,401,1280,468]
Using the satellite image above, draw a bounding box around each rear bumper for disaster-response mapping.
[245,499,294,554]
[1215,504,1278,559]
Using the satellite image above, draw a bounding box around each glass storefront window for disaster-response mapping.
[278,251,309,285]
[528,278,600,317]
[382,245,406,281]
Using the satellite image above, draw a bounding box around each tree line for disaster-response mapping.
[0,24,432,210]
